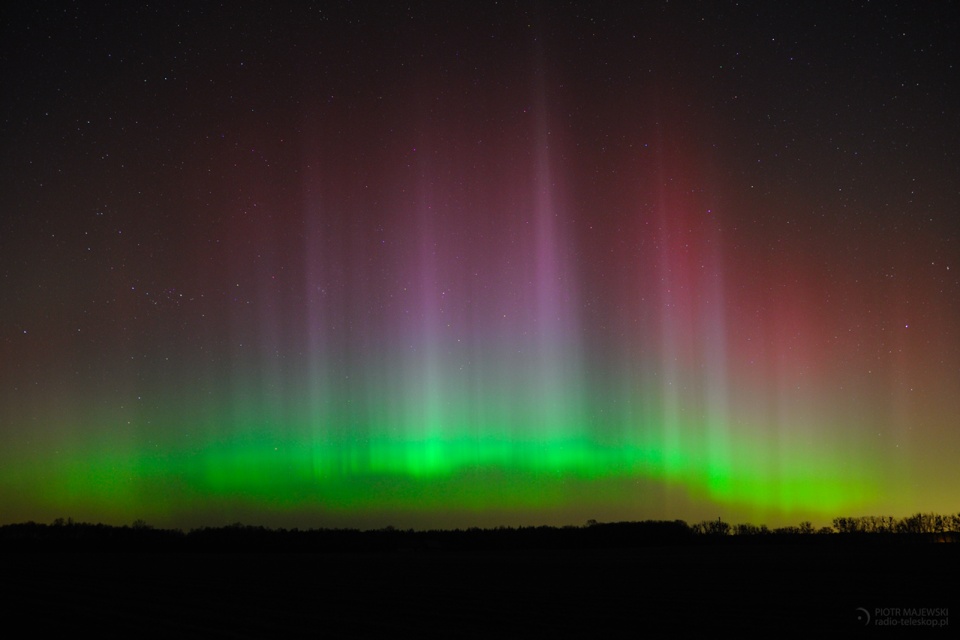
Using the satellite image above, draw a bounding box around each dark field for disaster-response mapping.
[3,542,955,636]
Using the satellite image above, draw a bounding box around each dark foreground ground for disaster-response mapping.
[2,542,955,636]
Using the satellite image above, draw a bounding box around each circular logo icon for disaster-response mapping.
[856,608,871,625]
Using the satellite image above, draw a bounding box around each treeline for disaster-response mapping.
[1,513,958,551]
[693,512,960,538]
[831,513,960,534]
[0,519,691,552]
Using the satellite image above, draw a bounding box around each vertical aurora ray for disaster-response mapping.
[0,111,893,527]
[2,4,957,531]
[647,148,735,508]
[527,94,586,462]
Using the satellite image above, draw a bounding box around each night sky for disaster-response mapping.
[2,1,958,530]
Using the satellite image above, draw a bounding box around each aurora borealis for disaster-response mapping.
[1,2,958,530]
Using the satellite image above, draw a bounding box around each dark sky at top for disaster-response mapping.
[3,2,958,302]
